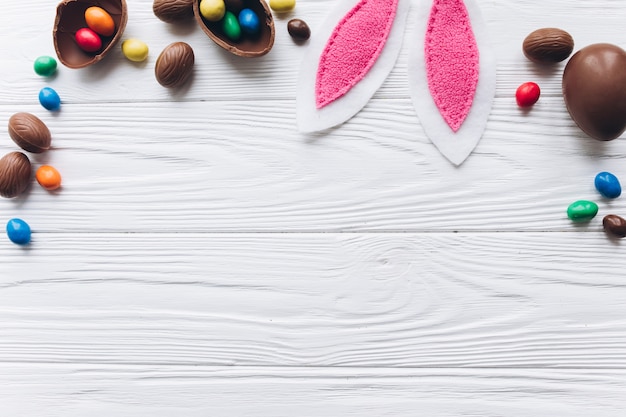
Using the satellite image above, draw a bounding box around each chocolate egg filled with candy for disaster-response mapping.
[193,0,274,57]
[53,0,128,68]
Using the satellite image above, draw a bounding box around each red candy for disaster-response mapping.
[516,82,541,107]
[75,27,102,52]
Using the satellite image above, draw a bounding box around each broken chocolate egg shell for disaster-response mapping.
[53,0,128,68]
[193,0,274,57]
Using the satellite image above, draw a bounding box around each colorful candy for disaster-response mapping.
[75,27,102,52]
[287,18,310,41]
[38,87,61,111]
[595,171,621,199]
[33,56,57,76]
[238,8,260,36]
[222,11,241,41]
[122,39,149,62]
[270,0,296,12]
[200,0,226,22]
[85,6,116,37]
[516,82,540,107]
[567,200,598,222]
[603,214,626,238]
[6,218,31,245]
[36,165,62,191]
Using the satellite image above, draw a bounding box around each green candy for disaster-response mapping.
[567,200,599,222]
[34,56,57,77]
[222,11,241,41]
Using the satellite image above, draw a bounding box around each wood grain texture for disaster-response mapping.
[1,233,625,368]
[2,366,626,417]
[0,0,625,414]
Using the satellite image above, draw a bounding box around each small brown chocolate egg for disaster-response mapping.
[287,18,310,42]
[562,43,626,141]
[155,42,195,88]
[0,152,32,198]
[8,113,52,153]
[153,0,195,23]
[603,214,626,238]
[193,0,274,57]
[53,0,128,69]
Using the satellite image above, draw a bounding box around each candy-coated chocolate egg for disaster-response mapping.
[75,27,103,52]
[122,38,149,62]
[567,200,598,222]
[199,0,226,21]
[269,0,295,12]
[594,171,621,199]
[36,165,62,191]
[603,214,626,238]
[222,11,241,41]
[287,18,310,41]
[238,8,260,36]
[6,218,31,245]
[516,82,540,107]
[85,6,116,37]
[38,87,61,111]
[34,56,57,76]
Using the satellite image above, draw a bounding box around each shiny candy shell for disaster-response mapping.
[36,165,62,191]
[199,0,226,21]
[603,214,626,238]
[269,0,295,12]
[6,218,31,245]
[222,11,241,41]
[38,87,61,111]
[594,171,621,199]
[238,8,260,36]
[85,6,116,37]
[33,56,58,76]
[567,200,598,222]
[122,38,149,62]
[75,27,103,53]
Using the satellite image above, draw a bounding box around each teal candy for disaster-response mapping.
[567,200,599,222]
[222,11,241,41]
[34,56,57,76]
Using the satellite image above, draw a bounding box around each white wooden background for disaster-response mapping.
[1,0,625,415]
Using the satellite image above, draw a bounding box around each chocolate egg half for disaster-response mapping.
[193,0,274,57]
[53,0,128,68]
[562,43,626,141]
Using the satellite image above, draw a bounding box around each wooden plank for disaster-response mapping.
[0,99,623,232]
[0,0,623,103]
[1,232,625,368]
[2,366,626,416]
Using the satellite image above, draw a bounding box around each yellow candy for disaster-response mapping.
[269,0,295,12]
[199,0,226,22]
[121,39,149,62]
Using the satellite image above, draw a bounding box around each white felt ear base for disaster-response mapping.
[408,0,497,166]
[296,0,411,133]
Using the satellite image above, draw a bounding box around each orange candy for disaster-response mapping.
[36,165,62,191]
[84,6,115,37]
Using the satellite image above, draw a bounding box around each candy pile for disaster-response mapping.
[567,171,626,239]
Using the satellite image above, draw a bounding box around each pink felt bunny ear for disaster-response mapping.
[408,0,496,165]
[296,0,411,133]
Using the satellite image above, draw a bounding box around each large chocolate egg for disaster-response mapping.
[562,43,626,141]
[193,0,274,57]
[53,0,128,68]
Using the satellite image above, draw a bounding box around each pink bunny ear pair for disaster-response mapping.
[296,0,497,166]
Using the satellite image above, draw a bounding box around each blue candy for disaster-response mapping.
[6,218,31,245]
[595,171,622,199]
[238,8,260,36]
[39,87,61,111]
